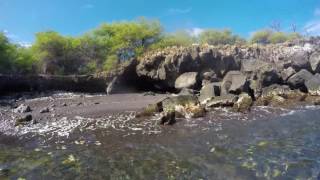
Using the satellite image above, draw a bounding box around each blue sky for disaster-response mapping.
[1,0,320,45]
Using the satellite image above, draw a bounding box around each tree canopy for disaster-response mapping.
[0,19,304,75]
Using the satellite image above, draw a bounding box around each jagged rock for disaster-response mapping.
[13,104,31,113]
[199,82,221,104]
[205,95,238,108]
[287,69,313,92]
[221,71,249,95]
[174,72,199,90]
[15,114,32,126]
[281,67,296,81]
[305,74,320,95]
[39,107,50,113]
[309,52,320,73]
[233,93,253,113]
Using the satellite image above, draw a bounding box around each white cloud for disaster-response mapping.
[168,7,192,15]
[315,8,320,16]
[304,20,320,35]
[18,42,32,48]
[2,29,19,40]
[186,27,204,37]
[82,4,94,9]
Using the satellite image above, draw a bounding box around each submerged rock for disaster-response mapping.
[15,114,32,126]
[13,104,31,113]
[39,107,50,113]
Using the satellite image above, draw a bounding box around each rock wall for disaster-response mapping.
[135,39,320,95]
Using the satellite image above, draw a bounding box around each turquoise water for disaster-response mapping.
[1,106,320,179]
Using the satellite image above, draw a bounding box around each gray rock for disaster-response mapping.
[39,107,50,113]
[281,67,296,81]
[290,50,311,71]
[205,94,238,108]
[13,104,31,113]
[174,72,199,90]
[15,114,32,126]
[221,71,249,95]
[199,82,221,104]
[287,69,313,92]
[305,74,320,95]
[309,52,320,73]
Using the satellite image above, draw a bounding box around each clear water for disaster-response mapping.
[1,106,320,180]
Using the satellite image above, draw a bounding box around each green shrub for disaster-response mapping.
[268,32,288,44]
[250,30,272,44]
[199,29,245,45]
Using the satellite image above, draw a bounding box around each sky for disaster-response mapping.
[1,0,320,46]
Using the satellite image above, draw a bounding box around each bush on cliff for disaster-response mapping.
[199,29,246,45]
[250,30,302,44]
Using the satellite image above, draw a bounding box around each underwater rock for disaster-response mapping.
[15,114,32,126]
[13,104,31,113]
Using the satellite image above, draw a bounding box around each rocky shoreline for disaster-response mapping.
[2,40,320,127]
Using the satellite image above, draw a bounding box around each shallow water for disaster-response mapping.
[1,105,320,179]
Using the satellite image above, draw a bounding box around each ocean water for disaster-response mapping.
[1,105,320,180]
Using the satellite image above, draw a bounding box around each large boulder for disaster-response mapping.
[287,69,313,92]
[281,67,296,81]
[199,82,221,104]
[289,50,311,71]
[221,71,249,95]
[305,74,320,95]
[174,72,199,90]
[309,52,320,73]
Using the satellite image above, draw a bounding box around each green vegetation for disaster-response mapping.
[250,30,301,44]
[0,19,304,75]
[199,29,245,45]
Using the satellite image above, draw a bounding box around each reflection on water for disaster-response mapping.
[1,106,320,179]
